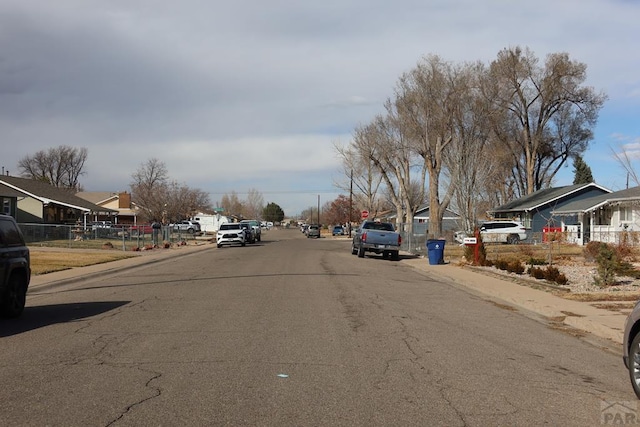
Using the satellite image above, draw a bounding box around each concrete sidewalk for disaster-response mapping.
[27,242,628,348]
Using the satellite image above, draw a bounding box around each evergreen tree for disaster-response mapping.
[572,155,594,184]
[262,202,285,223]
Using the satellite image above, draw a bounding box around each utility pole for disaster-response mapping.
[349,169,353,237]
[317,194,320,225]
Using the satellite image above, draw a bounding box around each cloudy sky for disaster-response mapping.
[1,0,638,216]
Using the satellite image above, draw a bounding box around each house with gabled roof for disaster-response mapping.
[0,175,115,224]
[488,183,612,235]
[553,186,640,245]
[76,191,139,224]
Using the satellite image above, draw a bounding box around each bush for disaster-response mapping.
[594,243,617,287]
[529,266,546,280]
[507,260,525,275]
[528,265,569,285]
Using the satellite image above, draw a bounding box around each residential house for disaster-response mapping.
[412,204,461,238]
[488,183,612,239]
[0,175,114,224]
[76,191,139,225]
[553,186,640,245]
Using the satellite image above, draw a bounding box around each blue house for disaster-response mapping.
[488,183,612,236]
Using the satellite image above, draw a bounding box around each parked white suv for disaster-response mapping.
[216,223,246,248]
[479,221,527,244]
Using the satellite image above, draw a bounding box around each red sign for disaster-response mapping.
[361,210,369,219]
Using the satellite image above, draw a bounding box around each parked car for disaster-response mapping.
[240,223,255,244]
[171,220,201,234]
[216,223,246,248]
[240,219,261,242]
[351,220,401,260]
[479,221,527,244]
[306,224,320,238]
[623,301,640,398]
[332,225,344,236]
[0,214,31,318]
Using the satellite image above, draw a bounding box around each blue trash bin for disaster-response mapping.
[426,239,446,265]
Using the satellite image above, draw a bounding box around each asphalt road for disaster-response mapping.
[1,228,635,426]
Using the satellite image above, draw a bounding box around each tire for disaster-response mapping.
[391,251,400,261]
[629,333,640,399]
[0,273,28,318]
[507,234,520,244]
[217,244,222,248]
[382,251,389,259]
[188,228,194,234]
[241,242,246,247]
[351,244,357,255]
[257,234,261,242]
[357,245,365,258]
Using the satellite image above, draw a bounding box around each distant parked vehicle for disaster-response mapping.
[240,220,261,242]
[240,223,256,244]
[332,225,344,236]
[351,220,401,260]
[171,220,201,234]
[479,221,527,244]
[216,223,246,248]
[306,224,320,238]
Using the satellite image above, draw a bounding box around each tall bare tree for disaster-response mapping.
[395,55,457,238]
[220,191,244,218]
[243,189,265,220]
[18,145,88,191]
[334,137,384,221]
[486,46,607,196]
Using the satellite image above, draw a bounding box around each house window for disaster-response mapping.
[620,206,632,222]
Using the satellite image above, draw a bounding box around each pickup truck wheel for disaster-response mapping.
[357,245,365,258]
[241,242,246,247]
[0,273,28,318]
[382,251,389,259]
[391,251,400,261]
[351,244,357,255]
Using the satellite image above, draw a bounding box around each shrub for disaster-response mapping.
[507,260,525,275]
[529,266,546,280]
[594,243,617,287]
[527,257,547,266]
[543,266,561,282]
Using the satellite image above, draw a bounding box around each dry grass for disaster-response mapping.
[30,249,136,275]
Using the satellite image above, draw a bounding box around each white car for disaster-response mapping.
[216,223,246,248]
[479,221,527,244]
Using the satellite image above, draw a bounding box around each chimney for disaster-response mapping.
[119,192,131,208]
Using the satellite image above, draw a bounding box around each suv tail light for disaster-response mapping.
[361,232,367,243]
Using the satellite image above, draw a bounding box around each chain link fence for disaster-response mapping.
[18,223,204,250]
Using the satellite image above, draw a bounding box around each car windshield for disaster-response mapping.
[220,224,240,230]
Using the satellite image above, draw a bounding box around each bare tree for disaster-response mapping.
[244,188,265,220]
[335,136,384,221]
[220,192,244,218]
[395,55,457,238]
[130,158,210,223]
[486,46,607,196]
[18,145,88,191]
[611,143,640,188]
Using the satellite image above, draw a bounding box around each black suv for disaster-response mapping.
[0,214,30,318]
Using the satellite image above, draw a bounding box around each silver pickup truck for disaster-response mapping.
[351,220,401,260]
